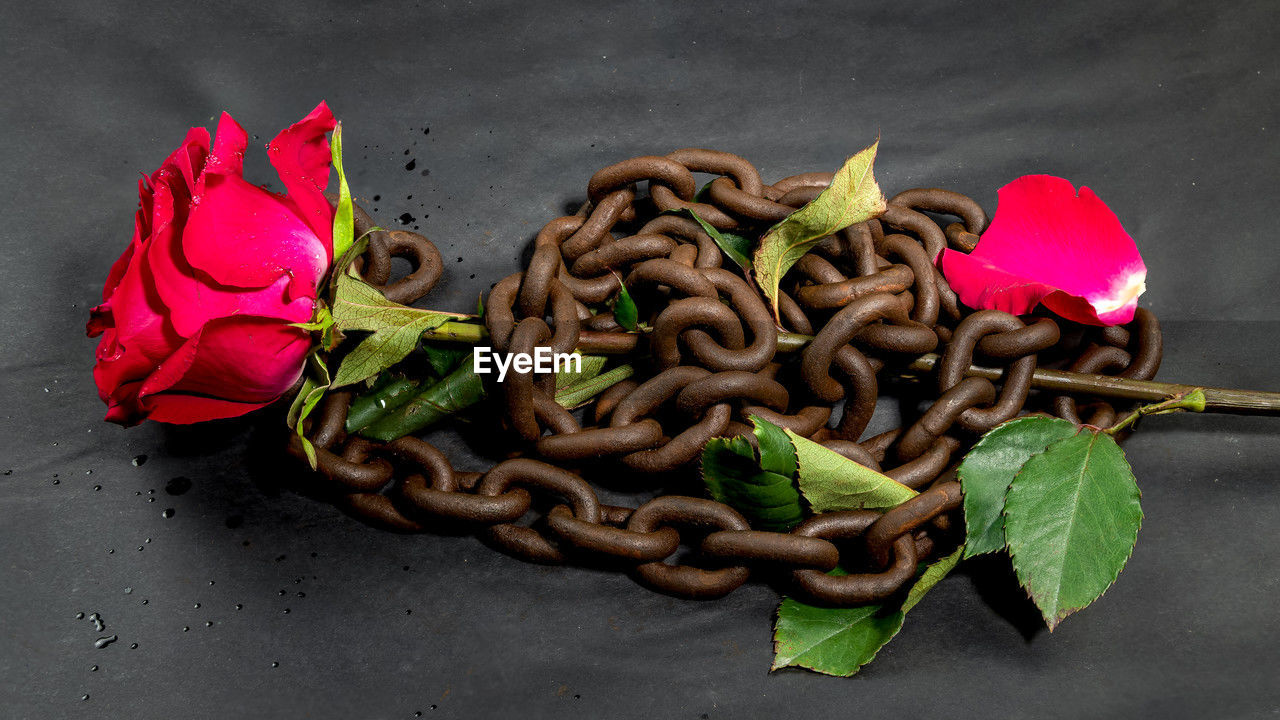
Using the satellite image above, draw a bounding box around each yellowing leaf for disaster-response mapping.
[329,273,462,389]
[785,428,916,511]
[752,140,886,321]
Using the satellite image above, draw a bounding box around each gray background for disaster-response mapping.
[2,1,1278,718]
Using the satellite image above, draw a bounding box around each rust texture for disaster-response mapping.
[289,149,1164,605]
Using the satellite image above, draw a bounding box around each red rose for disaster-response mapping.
[87,103,337,425]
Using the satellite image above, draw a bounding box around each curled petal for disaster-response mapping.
[939,175,1146,326]
[266,101,336,257]
[181,171,329,299]
[138,316,311,423]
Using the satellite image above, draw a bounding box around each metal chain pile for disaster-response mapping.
[289,148,1163,606]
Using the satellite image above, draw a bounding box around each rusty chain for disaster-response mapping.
[289,150,1164,606]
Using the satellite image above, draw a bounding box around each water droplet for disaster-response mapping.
[123,587,132,595]
[130,643,138,649]
[89,613,104,632]
[162,508,174,519]
[405,159,416,171]
[141,599,148,605]
[93,485,101,491]
[270,662,279,668]
[193,603,201,609]
[90,665,98,672]
[147,498,155,503]
[205,621,213,628]
[234,604,243,611]
[93,635,117,649]
[132,455,148,467]
[282,608,291,614]
[76,612,85,620]
[208,580,215,586]
[85,469,93,475]
[81,694,90,702]
[182,626,189,632]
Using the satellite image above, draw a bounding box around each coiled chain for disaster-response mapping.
[290,150,1163,605]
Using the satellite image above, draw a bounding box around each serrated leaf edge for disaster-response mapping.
[1003,429,1143,630]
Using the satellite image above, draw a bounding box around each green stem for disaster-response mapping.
[345,377,422,434]
[419,321,1280,416]
[361,359,486,442]
[1104,388,1207,435]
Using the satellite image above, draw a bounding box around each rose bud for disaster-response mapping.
[86,103,336,425]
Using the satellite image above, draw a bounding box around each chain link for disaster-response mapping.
[292,149,1165,605]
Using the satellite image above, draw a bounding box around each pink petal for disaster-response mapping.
[144,393,278,425]
[148,191,315,338]
[138,316,310,419]
[939,175,1147,326]
[203,112,246,178]
[181,170,329,299]
[266,102,336,258]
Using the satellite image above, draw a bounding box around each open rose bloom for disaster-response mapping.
[86,103,336,424]
[939,175,1147,326]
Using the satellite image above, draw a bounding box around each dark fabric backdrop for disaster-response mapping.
[2,1,1277,718]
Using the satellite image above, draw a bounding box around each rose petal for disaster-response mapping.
[939,175,1146,326]
[138,316,310,418]
[143,393,279,425]
[181,171,329,297]
[266,102,336,257]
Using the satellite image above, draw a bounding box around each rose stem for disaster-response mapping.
[419,322,1280,415]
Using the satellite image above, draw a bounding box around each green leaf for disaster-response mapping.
[958,416,1080,558]
[669,208,755,273]
[330,122,355,263]
[612,276,638,331]
[328,273,461,388]
[290,304,333,333]
[476,292,486,318]
[902,547,964,613]
[750,416,797,478]
[785,428,916,512]
[701,432,804,532]
[331,314,447,388]
[359,355,487,442]
[555,364,635,410]
[422,342,472,378]
[555,353,608,390]
[285,353,331,470]
[752,140,886,321]
[772,598,904,677]
[345,376,422,433]
[1004,428,1142,630]
[772,548,962,676]
[332,272,464,334]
